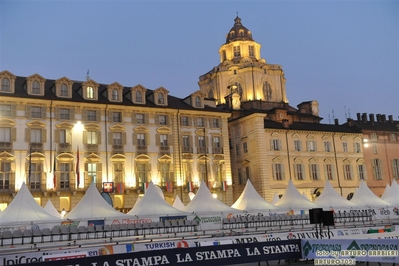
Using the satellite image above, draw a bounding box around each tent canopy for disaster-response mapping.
[172,195,185,211]
[381,181,399,205]
[313,180,355,208]
[231,179,278,211]
[275,180,319,210]
[350,180,391,207]
[44,199,62,218]
[0,183,61,224]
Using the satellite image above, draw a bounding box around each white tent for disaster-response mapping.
[275,180,319,210]
[271,193,280,205]
[184,180,239,214]
[350,180,391,207]
[381,181,399,206]
[0,183,61,224]
[172,195,186,211]
[65,182,125,219]
[44,199,62,218]
[231,179,278,211]
[127,182,186,216]
[381,183,391,200]
[313,180,355,208]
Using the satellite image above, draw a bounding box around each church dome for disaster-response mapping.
[225,16,254,44]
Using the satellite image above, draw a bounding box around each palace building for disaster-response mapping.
[0,70,233,211]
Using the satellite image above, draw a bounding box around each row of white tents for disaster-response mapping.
[0,178,398,226]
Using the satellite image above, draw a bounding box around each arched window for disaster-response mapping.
[195,96,201,107]
[60,83,68,96]
[86,86,94,99]
[263,82,272,101]
[32,81,40,94]
[158,93,164,104]
[112,89,119,101]
[136,91,142,102]
[1,78,10,91]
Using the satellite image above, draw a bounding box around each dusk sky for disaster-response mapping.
[1,1,398,123]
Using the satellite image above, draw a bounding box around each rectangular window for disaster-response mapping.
[113,132,122,145]
[112,112,122,122]
[198,136,206,153]
[59,129,68,144]
[294,164,304,180]
[31,129,42,143]
[88,163,97,183]
[310,164,319,180]
[181,116,189,126]
[31,106,42,118]
[372,159,383,180]
[307,140,316,152]
[197,117,204,127]
[87,131,98,145]
[371,133,378,140]
[160,134,168,146]
[136,113,145,124]
[294,140,302,151]
[212,118,220,128]
[324,141,331,152]
[273,163,284,180]
[392,159,399,180]
[222,50,227,61]
[182,135,190,147]
[137,133,146,146]
[354,142,361,153]
[243,142,248,153]
[272,139,281,151]
[249,45,254,56]
[60,163,70,189]
[372,143,378,154]
[343,164,353,180]
[0,104,11,116]
[358,164,366,180]
[0,127,11,142]
[30,163,41,190]
[182,162,192,182]
[236,144,240,155]
[137,164,147,185]
[234,46,241,57]
[0,162,11,190]
[60,108,70,120]
[343,142,348,152]
[113,162,124,183]
[87,110,97,121]
[325,164,334,180]
[159,115,167,125]
[390,134,397,142]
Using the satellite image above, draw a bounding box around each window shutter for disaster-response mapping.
[55,107,60,119]
[314,141,317,151]
[272,164,276,180]
[26,106,31,118]
[145,114,149,124]
[70,108,75,120]
[132,133,136,145]
[82,109,87,121]
[132,112,136,124]
[11,104,16,117]
[96,110,101,122]
[281,164,285,180]
[42,107,46,119]
[270,139,273,150]
[122,132,127,145]
[42,129,47,142]
[108,111,112,122]
[97,131,102,144]
[97,163,102,182]
[108,132,113,145]
[156,133,160,146]
[155,115,159,125]
[82,131,87,144]
[54,129,60,143]
[66,129,72,143]
[145,132,150,145]
[11,128,16,141]
[25,128,31,142]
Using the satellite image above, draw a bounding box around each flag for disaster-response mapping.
[76,146,80,188]
[166,182,173,192]
[116,182,124,194]
[187,181,194,192]
[142,182,149,193]
[221,181,227,191]
[53,149,56,190]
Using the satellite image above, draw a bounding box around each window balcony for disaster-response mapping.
[198,147,207,154]
[86,144,98,153]
[212,147,223,154]
[137,145,147,154]
[0,142,12,152]
[182,146,193,153]
[112,144,124,154]
[59,143,71,153]
[30,143,43,152]
[160,145,170,155]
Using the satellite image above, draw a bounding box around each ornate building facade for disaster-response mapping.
[0,70,233,212]
[198,16,397,202]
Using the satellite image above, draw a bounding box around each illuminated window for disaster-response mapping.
[113,132,122,145]
[136,113,145,124]
[112,89,119,101]
[234,46,241,57]
[31,106,42,118]
[160,134,168,146]
[87,131,98,145]
[249,46,254,56]
[86,86,94,99]
[0,162,11,190]
[88,163,97,183]
[137,133,146,146]
[29,163,42,190]
[0,127,11,142]
[31,129,42,143]
[159,115,167,125]
[60,108,70,120]
[60,163,70,189]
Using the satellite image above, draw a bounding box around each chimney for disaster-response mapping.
[356,113,361,121]
[376,114,381,122]
[282,119,289,129]
[382,114,386,122]
[362,113,367,122]
[389,115,393,123]
[369,113,375,124]
[335,118,339,125]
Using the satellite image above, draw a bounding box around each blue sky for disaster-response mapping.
[1,0,398,123]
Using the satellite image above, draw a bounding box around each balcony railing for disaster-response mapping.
[160,146,170,154]
[112,144,124,154]
[30,143,43,152]
[137,145,147,154]
[59,143,71,153]
[198,147,207,154]
[212,147,223,154]
[0,142,12,152]
[182,146,193,153]
[86,144,99,153]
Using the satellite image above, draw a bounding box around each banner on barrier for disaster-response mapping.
[301,239,399,264]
